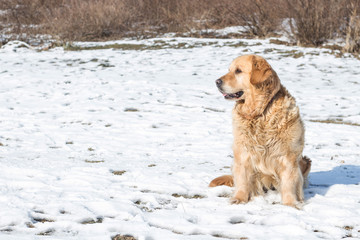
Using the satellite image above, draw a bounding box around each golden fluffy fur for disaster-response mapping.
[210,55,311,208]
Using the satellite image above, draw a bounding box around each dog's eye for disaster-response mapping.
[235,69,242,74]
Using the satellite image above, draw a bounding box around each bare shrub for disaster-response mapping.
[1,0,137,40]
[0,0,62,42]
[50,0,223,40]
[0,0,285,41]
[2,0,356,50]
[285,0,346,46]
[343,0,360,53]
[135,0,218,34]
[48,0,136,40]
[0,0,63,33]
[131,0,199,34]
[213,0,284,37]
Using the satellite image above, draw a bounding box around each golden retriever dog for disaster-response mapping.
[210,55,311,208]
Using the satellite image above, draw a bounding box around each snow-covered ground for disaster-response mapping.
[1,38,360,240]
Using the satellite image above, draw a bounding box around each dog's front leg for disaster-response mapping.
[230,150,252,204]
[279,156,304,208]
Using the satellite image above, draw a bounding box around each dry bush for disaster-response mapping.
[48,0,136,40]
[211,0,284,37]
[1,0,359,53]
[242,0,284,37]
[343,0,360,53]
[285,0,346,46]
[1,0,135,40]
[135,0,219,34]
[0,0,284,40]
[0,0,61,32]
[0,0,220,40]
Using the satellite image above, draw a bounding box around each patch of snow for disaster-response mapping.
[0,38,360,239]
[0,40,32,52]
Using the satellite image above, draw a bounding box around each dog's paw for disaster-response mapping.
[282,198,304,209]
[283,201,304,210]
[230,190,249,204]
[230,197,246,205]
[294,202,305,210]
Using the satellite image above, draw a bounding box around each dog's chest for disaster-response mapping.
[234,116,278,146]
[232,103,295,148]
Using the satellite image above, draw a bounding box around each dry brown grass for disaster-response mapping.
[285,0,347,46]
[309,119,360,127]
[0,0,283,40]
[1,0,360,53]
[49,0,135,40]
[343,0,360,53]
[216,0,285,37]
[1,0,136,40]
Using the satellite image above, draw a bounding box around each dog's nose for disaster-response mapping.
[215,79,222,87]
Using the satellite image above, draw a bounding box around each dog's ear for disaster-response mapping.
[250,55,272,85]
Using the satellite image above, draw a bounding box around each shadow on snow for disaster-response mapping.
[305,165,360,198]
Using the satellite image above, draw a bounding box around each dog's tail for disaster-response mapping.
[209,156,312,188]
[209,175,234,187]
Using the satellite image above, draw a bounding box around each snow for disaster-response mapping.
[0,37,360,239]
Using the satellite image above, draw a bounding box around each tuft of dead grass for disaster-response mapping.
[171,193,205,199]
[309,119,360,127]
[80,217,103,225]
[112,235,137,240]
[112,170,126,176]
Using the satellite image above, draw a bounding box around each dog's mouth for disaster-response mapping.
[220,90,244,100]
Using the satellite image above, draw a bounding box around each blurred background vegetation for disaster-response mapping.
[0,0,359,53]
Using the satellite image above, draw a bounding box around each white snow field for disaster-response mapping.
[1,37,360,240]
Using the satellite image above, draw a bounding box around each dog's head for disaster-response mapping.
[216,55,275,101]
[216,55,281,118]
